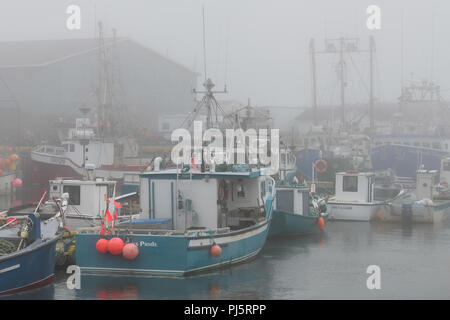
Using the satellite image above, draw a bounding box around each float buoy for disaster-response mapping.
[317,217,325,231]
[107,237,124,255]
[96,238,109,254]
[210,244,222,257]
[376,209,382,220]
[314,159,327,174]
[0,169,3,176]
[122,243,139,260]
[12,178,22,188]
[6,217,18,226]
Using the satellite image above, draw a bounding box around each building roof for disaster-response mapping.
[0,37,198,75]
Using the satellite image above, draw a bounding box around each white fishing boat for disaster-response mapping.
[327,171,382,221]
[382,169,450,223]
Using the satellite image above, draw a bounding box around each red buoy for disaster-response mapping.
[122,243,139,260]
[0,169,3,176]
[210,244,222,257]
[96,238,109,254]
[317,217,325,231]
[108,237,124,255]
[12,178,22,188]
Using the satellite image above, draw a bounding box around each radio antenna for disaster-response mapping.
[202,5,208,82]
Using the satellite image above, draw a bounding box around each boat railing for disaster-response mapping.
[113,226,231,237]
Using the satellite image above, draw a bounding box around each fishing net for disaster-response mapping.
[0,239,17,255]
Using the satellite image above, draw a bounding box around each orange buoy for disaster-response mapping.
[108,237,124,255]
[12,178,22,188]
[96,238,109,254]
[210,244,222,257]
[122,243,139,260]
[376,209,382,220]
[317,217,325,231]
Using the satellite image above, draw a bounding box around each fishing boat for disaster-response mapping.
[380,169,450,223]
[30,24,151,201]
[327,171,382,221]
[269,148,327,236]
[269,183,327,237]
[0,195,62,295]
[75,161,275,277]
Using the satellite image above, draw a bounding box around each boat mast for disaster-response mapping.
[369,35,375,132]
[309,38,318,126]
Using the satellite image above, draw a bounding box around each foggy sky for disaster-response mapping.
[0,0,447,109]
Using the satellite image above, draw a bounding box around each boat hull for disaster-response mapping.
[328,202,381,221]
[0,236,60,295]
[75,221,270,277]
[381,202,450,223]
[269,210,327,237]
[371,144,448,181]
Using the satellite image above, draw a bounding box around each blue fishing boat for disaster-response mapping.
[371,135,450,181]
[75,163,275,276]
[0,213,62,295]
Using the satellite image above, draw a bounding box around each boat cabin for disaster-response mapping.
[139,167,274,232]
[440,158,450,186]
[334,171,375,203]
[416,170,437,201]
[274,185,310,215]
[49,178,116,219]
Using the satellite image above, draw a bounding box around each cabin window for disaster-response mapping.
[63,185,81,205]
[69,144,75,152]
[236,184,245,198]
[107,184,114,198]
[343,176,358,192]
[260,181,266,199]
[52,185,58,191]
[63,144,69,152]
[423,142,430,148]
[432,142,441,150]
[443,162,450,171]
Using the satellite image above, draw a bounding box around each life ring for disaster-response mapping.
[314,159,327,174]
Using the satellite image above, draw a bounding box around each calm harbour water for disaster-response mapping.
[2,190,450,299]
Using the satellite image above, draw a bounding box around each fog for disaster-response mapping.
[0,0,447,108]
